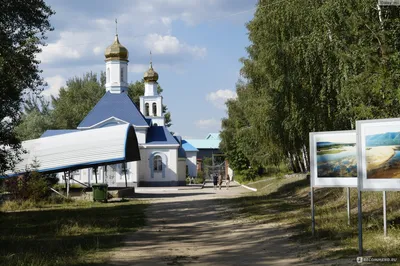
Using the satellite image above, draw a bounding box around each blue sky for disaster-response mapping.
[39,0,257,139]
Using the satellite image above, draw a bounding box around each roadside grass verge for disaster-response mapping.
[0,199,147,266]
[228,176,400,263]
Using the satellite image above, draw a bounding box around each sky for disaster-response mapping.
[38,0,258,139]
[315,133,356,144]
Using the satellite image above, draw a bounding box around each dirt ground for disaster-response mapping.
[106,183,347,266]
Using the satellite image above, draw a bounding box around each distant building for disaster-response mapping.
[183,133,223,172]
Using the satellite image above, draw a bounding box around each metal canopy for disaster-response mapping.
[4,124,140,176]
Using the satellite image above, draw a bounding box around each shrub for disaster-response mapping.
[4,171,56,202]
[237,167,258,182]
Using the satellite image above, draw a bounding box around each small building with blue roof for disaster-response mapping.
[40,34,195,187]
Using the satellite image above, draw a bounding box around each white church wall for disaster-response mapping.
[135,129,147,144]
[137,147,182,186]
[177,158,187,183]
[185,151,197,177]
[156,97,162,116]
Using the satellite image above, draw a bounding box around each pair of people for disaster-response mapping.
[212,173,230,190]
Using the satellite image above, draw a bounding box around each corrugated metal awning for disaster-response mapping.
[5,124,140,176]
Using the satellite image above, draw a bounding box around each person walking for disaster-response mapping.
[226,174,230,190]
[218,173,223,190]
[213,173,218,190]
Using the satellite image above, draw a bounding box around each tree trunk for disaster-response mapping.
[296,153,304,173]
[288,151,296,172]
[302,145,309,172]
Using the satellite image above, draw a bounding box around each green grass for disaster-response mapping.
[0,198,147,266]
[228,176,400,263]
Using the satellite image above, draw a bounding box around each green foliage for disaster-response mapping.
[4,171,55,202]
[51,72,106,129]
[202,157,212,167]
[221,0,400,175]
[194,171,205,184]
[15,95,54,140]
[0,0,54,174]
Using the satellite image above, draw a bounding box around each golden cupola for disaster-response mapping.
[104,34,128,61]
[144,62,159,82]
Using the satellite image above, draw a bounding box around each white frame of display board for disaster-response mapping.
[357,118,400,191]
[309,130,357,236]
[310,130,358,188]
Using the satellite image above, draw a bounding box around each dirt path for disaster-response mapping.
[107,183,314,266]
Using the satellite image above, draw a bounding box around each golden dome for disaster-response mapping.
[144,62,159,82]
[104,35,128,61]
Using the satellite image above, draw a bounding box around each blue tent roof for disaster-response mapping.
[41,130,79,138]
[182,140,198,152]
[146,126,179,145]
[184,139,220,149]
[78,92,149,128]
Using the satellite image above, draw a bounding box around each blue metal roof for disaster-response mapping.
[78,92,149,128]
[182,140,199,152]
[41,130,79,138]
[205,133,220,140]
[178,146,187,158]
[184,139,220,149]
[146,126,179,145]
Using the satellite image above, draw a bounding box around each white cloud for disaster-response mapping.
[195,118,220,129]
[42,75,66,98]
[93,46,103,55]
[145,34,206,58]
[129,64,149,74]
[206,89,237,109]
[37,32,85,64]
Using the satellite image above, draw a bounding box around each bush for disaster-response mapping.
[4,171,56,202]
[237,167,259,182]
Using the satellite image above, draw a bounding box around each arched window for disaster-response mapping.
[153,155,162,172]
[145,103,150,116]
[120,67,124,82]
[152,102,157,116]
[153,123,158,126]
[107,68,110,83]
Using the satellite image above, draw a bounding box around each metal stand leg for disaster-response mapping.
[383,191,387,237]
[311,187,315,237]
[358,189,363,256]
[347,187,351,226]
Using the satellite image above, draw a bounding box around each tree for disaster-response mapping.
[221,0,400,176]
[0,0,54,174]
[51,72,105,129]
[128,80,172,127]
[15,95,54,140]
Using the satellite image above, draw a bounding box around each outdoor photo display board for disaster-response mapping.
[310,131,358,188]
[357,118,400,191]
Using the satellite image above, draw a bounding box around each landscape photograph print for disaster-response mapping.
[365,124,400,179]
[315,134,357,178]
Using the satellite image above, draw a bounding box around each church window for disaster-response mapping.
[145,103,150,116]
[153,155,162,172]
[153,123,158,126]
[152,102,157,116]
[120,67,124,82]
[107,68,110,83]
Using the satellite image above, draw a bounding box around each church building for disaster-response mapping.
[42,34,193,187]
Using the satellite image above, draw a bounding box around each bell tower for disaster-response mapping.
[140,55,164,126]
[104,21,129,94]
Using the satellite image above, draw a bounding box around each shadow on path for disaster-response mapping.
[106,185,318,266]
